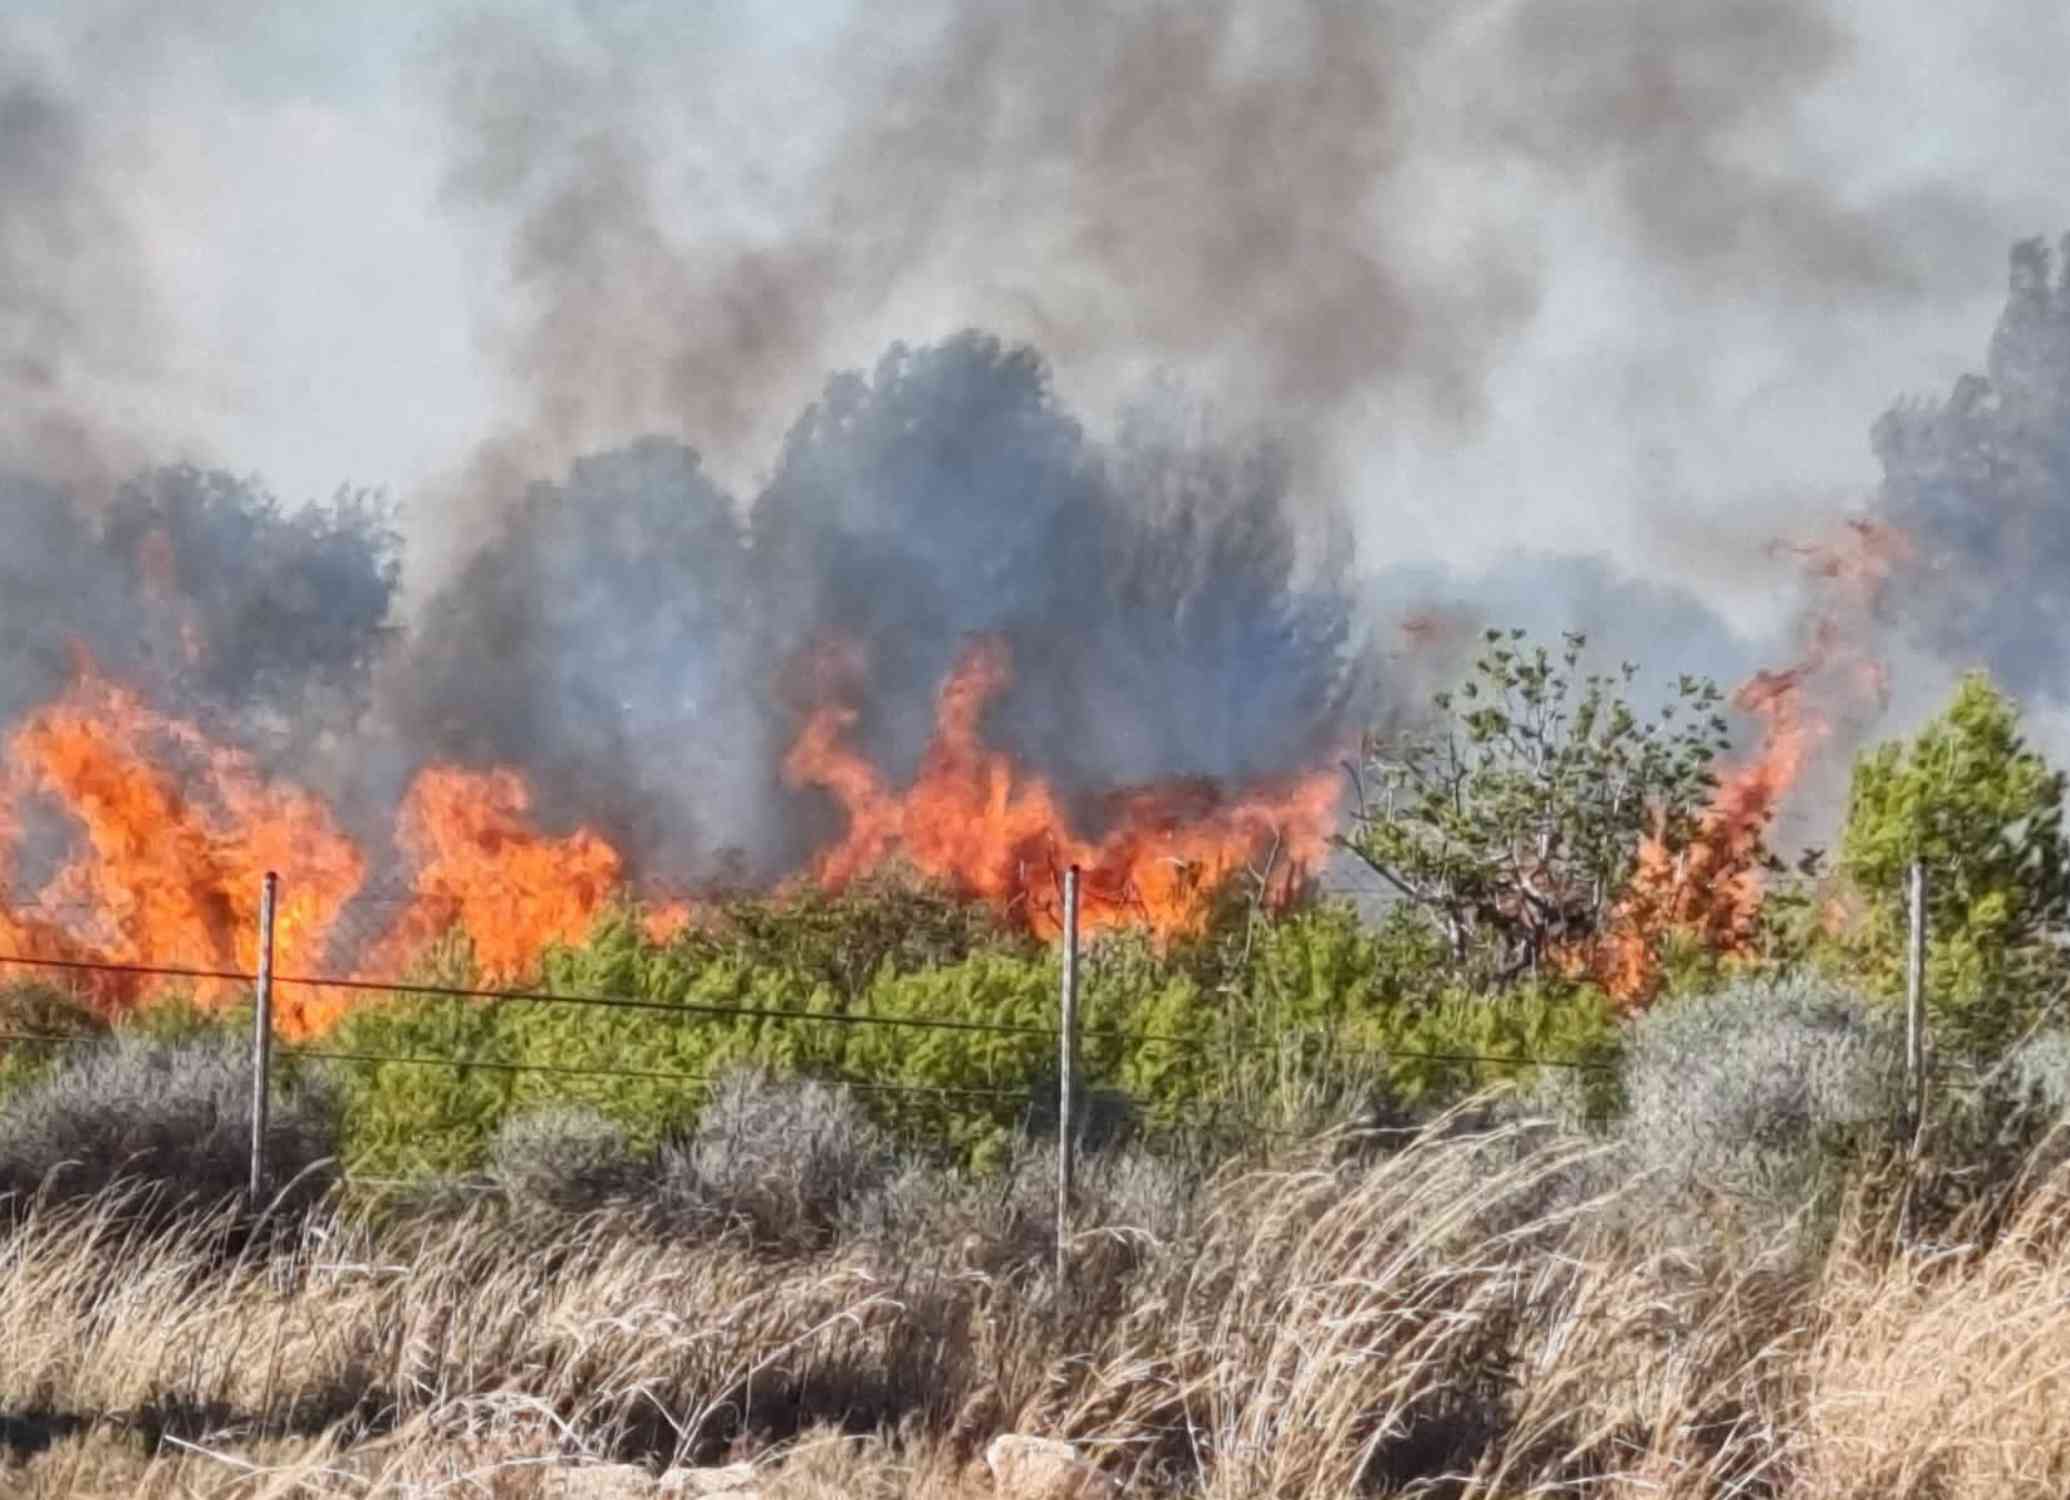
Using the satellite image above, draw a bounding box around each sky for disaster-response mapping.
[5,0,2069,635]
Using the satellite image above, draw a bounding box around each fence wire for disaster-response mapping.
[0,949,1617,1071]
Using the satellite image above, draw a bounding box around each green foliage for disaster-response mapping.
[1361,983,1623,1115]
[68,876,1619,1180]
[669,873,1035,997]
[1342,628,1738,987]
[0,981,107,1104]
[841,952,1060,1168]
[1093,900,1623,1135]
[1838,673,2070,1052]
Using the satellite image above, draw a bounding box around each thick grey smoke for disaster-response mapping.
[1874,237,2070,704]
[393,333,1366,882]
[4,0,2067,901]
[0,465,400,741]
[0,67,160,497]
[425,0,2007,531]
[1484,0,1984,303]
[390,437,778,881]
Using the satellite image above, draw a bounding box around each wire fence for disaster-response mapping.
[0,950,1618,1073]
[0,940,1620,1182]
[0,934,1631,1264]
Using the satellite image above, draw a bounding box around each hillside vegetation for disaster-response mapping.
[8,651,2070,1495]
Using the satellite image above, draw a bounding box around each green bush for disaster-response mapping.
[0,981,107,1104]
[1836,674,2070,1055]
[297,884,1628,1179]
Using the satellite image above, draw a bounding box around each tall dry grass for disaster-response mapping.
[6,1108,2070,1496]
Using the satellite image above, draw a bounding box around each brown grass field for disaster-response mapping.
[4,1106,2070,1499]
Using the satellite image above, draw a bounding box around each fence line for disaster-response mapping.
[0,950,1174,1046]
[0,949,1618,1071]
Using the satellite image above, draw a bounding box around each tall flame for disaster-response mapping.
[362,767,624,982]
[0,517,1905,1032]
[1574,518,1909,1003]
[0,637,1340,1032]
[786,639,1338,938]
[0,668,644,1035]
[0,663,364,1024]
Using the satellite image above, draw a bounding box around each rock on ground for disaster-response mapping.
[546,1461,760,1499]
[984,1435,1120,1499]
[658,1463,761,1495]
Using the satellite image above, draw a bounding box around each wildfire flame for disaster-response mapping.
[0,515,1908,1029]
[1574,518,1909,1004]
[0,663,364,1025]
[0,664,648,1034]
[0,636,1338,1033]
[361,767,624,983]
[787,639,1338,939]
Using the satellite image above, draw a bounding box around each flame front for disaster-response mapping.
[0,530,1897,1031]
[362,767,624,981]
[0,637,1341,1031]
[0,667,634,1034]
[785,639,1338,939]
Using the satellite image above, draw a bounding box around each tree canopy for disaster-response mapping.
[1837,672,2070,1050]
[1340,629,1734,988]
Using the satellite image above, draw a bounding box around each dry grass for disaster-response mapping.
[7,1108,2070,1497]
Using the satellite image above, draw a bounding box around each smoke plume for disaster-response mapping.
[1873,237,2070,704]
[392,333,1365,884]
[0,67,160,497]
[2,0,2068,918]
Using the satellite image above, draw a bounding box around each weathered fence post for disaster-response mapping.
[250,870,278,1204]
[1906,860,1928,1152]
[1057,864,1080,1293]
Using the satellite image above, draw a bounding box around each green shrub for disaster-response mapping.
[653,876,1033,1002]
[312,885,1627,1179]
[0,981,106,1104]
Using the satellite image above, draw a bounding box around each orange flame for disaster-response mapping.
[361,766,624,984]
[785,638,1338,939]
[0,663,641,1034]
[0,635,1342,1033]
[1573,517,1908,1004]
[0,664,364,1025]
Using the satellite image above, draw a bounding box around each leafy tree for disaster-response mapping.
[1837,672,2070,1051]
[1340,629,1736,987]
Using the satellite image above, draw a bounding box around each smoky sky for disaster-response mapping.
[390,334,1365,883]
[4,0,2060,577]
[0,67,161,499]
[1873,237,2070,706]
[5,0,2070,882]
[420,0,2030,553]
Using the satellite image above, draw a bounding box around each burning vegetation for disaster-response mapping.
[786,638,1337,939]
[0,297,2007,1035]
[0,344,1367,1032]
[1570,519,1909,1001]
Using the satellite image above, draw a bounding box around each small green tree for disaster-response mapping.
[1340,629,1736,987]
[1838,673,2070,1051]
